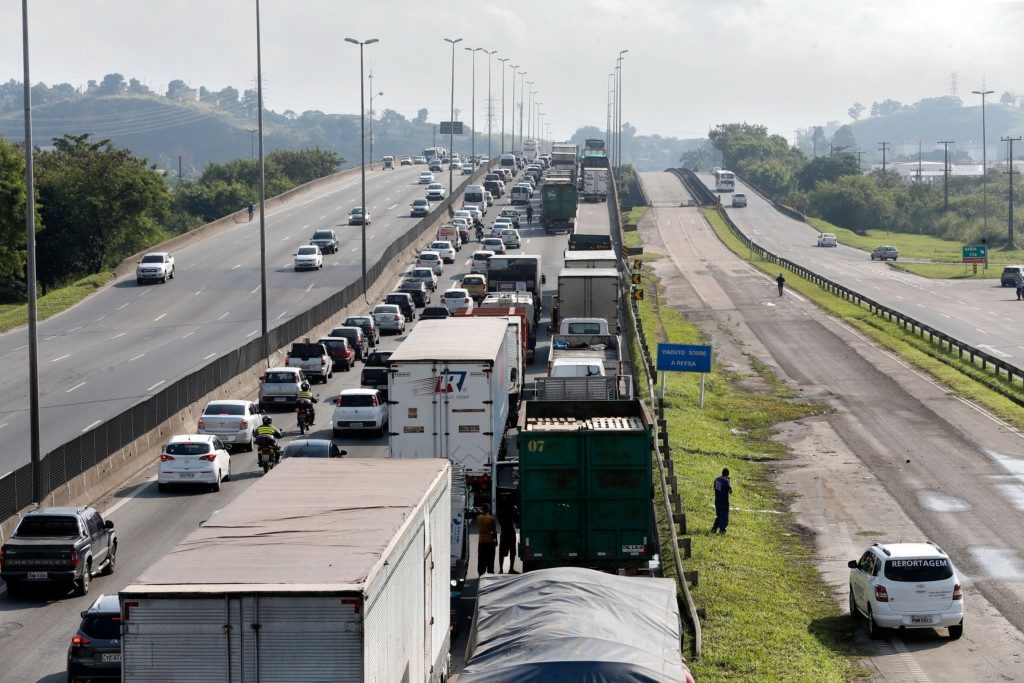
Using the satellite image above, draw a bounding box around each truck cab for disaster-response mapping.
[550,358,606,377]
[559,317,610,335]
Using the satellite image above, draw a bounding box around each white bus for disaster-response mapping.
[523,139,539,160]
[714,169,735,192]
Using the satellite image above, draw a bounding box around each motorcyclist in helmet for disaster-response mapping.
[254,415,283,461]
[296,381,318,423]
[474,218,485,242]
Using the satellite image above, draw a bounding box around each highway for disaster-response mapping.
[0,161,579,681]
[643,171,1024,680]
[0,164,473,477]
[700,173,1024,368]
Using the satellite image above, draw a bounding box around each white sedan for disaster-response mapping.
[426,183,447,200]
[481,237,506,255]
[418,171,435,184]
[429,240,457,264]
[500,228,522,249]
[372,304,406,334]
[294,245,323,270]
[333,388,388,437]
[416,250,444,274]
[158,434,230,492]
[197,399,260,452]
[441,288,475,314]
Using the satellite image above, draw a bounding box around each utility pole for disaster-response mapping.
[433,124,436,149]
[938,140,954,211]
[178,155,183,186]
[509,65,519,154]
[607,72,614,153]
[497,57,509,154]
[518,72,527,153]
[444,37,463,194]
[465,47,482,162]
[344,36,380,297]
[856,150,864,172]
[916,140,923,184]
[485,49,496,162]
[368,73,382,167]
[878,141,890,184]
[974,87,994,247]
[1002,136,1021,247]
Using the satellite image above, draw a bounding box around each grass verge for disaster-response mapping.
[0,271,115,333]
[704,207,1024,430]
[627,249,867,680]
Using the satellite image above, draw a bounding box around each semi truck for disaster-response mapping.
[541,182,579,234]
[484,255,545,316]
[515,400,655,572]
[550,268,619,331]
[581,166,610,202]
[455,308,526,424]
[119,458,452,682]
[564,249,617,269]
[388,318,510,499]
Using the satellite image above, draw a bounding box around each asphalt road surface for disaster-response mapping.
[643,171,1024,681]
[0,162,575,682]
[700,173,1024,372]
[0,165,478,477]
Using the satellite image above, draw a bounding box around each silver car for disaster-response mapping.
[258,367,305,409]
[405,267,439,291]
[197,399,261,451]
[372,304,406,334]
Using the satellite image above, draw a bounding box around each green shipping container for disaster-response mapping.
[516,400,654,572]
[541,183,579,221]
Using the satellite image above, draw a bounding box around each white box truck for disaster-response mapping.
[563,249,617,269]
[120,458,452,682]
[551,267,620,331]
[389,318,510,501]
[581,166,610,202]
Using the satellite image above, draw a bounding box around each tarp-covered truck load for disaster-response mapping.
[461,567,692,683]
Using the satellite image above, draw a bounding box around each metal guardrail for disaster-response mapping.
[0,166,492,521]
[671,168,1024,407]
[610,174,702,659]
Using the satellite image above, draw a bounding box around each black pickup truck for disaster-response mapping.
[360,351,392,398]
[1,506,116,598]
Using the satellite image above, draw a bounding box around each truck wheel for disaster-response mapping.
[333,428,343,439]
[102,544,117,576]
[157,483,168,493]
[5,581,21,599]
[75,564,91,596]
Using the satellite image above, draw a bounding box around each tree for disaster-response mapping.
[831,125,858,154]
[97,73,126,96]
[126,78,152,95]
[35,134,170,285]
[415,108,429,124]
[810,175,896,232]
[267,148,344,184]
[166,79,189,99]
[1001,91,1016,106]
[870,99,904,117]
[797,154,860,191]
[848,102,865,121]
[241,89,258,118]
[0,136,31,282]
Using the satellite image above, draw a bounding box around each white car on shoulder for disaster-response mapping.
[372,304,406,334]
[441,288,475,314]
[294,245,323,270]
[429,240,457,264]
[499,228,522,249]
[416,250,444,275]
[470,250,494,274]
[817,233,837,247]
[848,542,963,640]
[158,434,230,492]
[333,388,388,437]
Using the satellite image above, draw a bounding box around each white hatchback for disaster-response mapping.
[418,171,435,184]
[481,237,506,255]
[500,228,522,249]
[429,241,457,264]
[158,434,230,492]
[491,218,513,236]
[817,233,837,247]
[848,542,964,640]
[441,288,475,314]
[333,388,388,437]
[470,250,494,274]
[416,250,444,275]
[294,245,323,270]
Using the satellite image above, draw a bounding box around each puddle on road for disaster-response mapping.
[916,491,971,512]
[969,547,1024,580]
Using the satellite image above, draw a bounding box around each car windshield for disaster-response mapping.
[351,207,364,214]
[884,558,954,582]
[385,295,409,304]
[483,240,502,247]
[338,393,376,407]
[15,516,79,537]
[312,230,333,239]
[203,403,244,416]
[423,307,449,317]
[80,614,121,640]
[412,269,432,277]
[420,253,438,261]
[567,322,602,334]
[344,317,369,326]
[297,246,317,255]
[444,290,469,299]
[414,199,428,206]
[375,305,400,314]
[141,254,163,263]
[284,443,330,458]
[166,442,213,456]
[463,277,484,285]
[431,243,451,250]
[320,339,349,352]
[265,371,298,383]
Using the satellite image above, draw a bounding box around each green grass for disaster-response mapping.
[627,255,867,681]
[623,205,649,226]
[0,271,115,333]
[705,207,1024,431]
[807,216,1024,279]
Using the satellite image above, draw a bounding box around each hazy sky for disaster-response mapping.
[2,0,1022,142]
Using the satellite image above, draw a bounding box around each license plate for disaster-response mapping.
[272,396,287,402]
[178,472,195,478]
[102,653,122,663]
[910,615,931,624]
[27,572,47,580]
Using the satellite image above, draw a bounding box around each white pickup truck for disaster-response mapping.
[136,252,175,284]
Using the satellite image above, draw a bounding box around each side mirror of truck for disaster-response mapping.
[546,325,552,334]
[541,274,547,284]
[510,369,518,383]
[104,520,114,529]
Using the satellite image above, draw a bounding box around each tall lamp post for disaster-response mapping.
[368,81,383,167]
[465,47,483,162]
[607,73,614,155]
[509,65,519,154]
[526,83,534,146]
[613,61,621,168]
[485,49,497,162]
[497,57,509,154]
[617,49,629,173]
[345,36,379,297]
[445,37,463,195]
[248,128,257,159]
[256,0,269,335]
[518,73,528,152]
[973,87,994,250]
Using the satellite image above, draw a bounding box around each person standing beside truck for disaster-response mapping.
[476,504,497,575]
[711,468,733,534]
[497,500,520,574]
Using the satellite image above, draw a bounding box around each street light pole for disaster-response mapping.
[1002,136,1022,247]
[465,47,483,163]
[256,0,268,335]
[974,88,994,248]
[368,79,382,168]
[518,73,527,153]
[509,65,519,154]
[486,49,497,162]
[497,57,509,154]
[445,37,463,196]
[607,73,614,156]
[526,83,534,146]
[345,36,379,297]
[248,128,257,159]
[617,49,629,174]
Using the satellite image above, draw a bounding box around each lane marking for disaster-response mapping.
[251,286,261,294]
[203,352,217,360]
[52,354,70,362]
[82,419,102,432]
[305,283,314,293]
[276,310,288,319]
[129,354,145,362]
[976,328,989,334]
[66,382,86,393]
[247,330,258,337]
[232,264,241,269]
[109,332,127,340]
[181,331,195,339]
[153,313,166,322]
[217,312,229,321]
[116,302,129,311]
[12,344,27,351]
[147,380,165,391]
[388,203,398,210]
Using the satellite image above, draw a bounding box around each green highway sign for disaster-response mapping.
[962,245,988,263]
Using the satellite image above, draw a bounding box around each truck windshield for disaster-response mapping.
[16,516,79,537]
[141,255,163,263]
[567,323,602,334]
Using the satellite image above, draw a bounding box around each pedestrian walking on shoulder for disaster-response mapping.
[776,273,785,297]
[1015,271,1023,301]
[526,203,533,224]
[247,201,255,222]
[711,468,732,534]
[476,503,497,575]
[497,500,520,574]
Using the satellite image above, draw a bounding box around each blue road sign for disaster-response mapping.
[657,343,712,373]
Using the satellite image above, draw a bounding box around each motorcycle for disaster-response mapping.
[296,397,317,435]
[255,435,280,474]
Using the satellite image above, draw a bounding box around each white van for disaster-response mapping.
[510,186,531,205]
[463,185,487,212]
[499,154,517,170]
